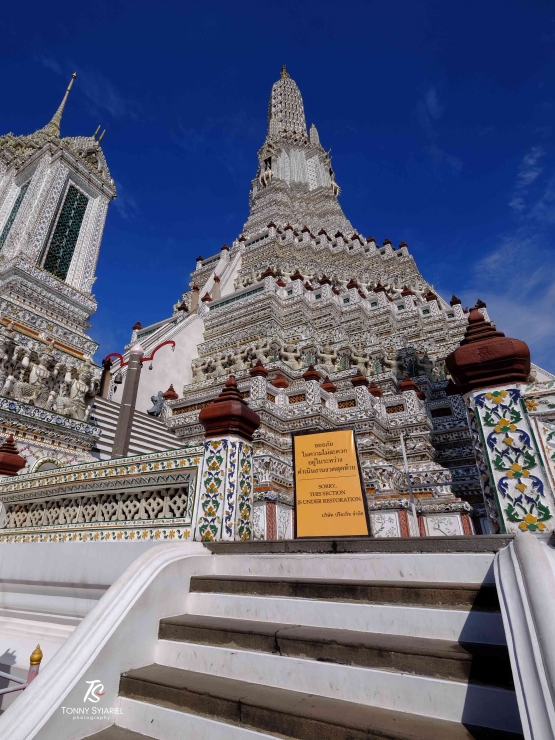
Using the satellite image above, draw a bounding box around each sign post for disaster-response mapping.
[292,429,370,538]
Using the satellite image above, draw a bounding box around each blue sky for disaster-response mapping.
[2,0,555,371]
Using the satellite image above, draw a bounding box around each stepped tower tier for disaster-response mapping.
[243,66,353,237]
[0,73,116,472]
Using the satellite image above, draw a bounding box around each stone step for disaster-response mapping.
[189,576,500,611]
[155,637,517,727]
[158,613,513,688]
[90,727,148,740]
[118,664,523,740]
[186,591,505,643]
[91,397,180,458]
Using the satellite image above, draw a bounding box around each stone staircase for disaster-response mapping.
[91,566,523,739]
[90,397,181,459]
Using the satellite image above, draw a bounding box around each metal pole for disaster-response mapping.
[112,343,144,459]
[400,432,420,537]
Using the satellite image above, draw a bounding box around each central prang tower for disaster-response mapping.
[244,65,352,236]
[111,67,498,540]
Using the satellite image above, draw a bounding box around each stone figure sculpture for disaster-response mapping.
[147,391,165,417]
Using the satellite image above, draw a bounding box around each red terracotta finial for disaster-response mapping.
[303,364,321,382]
[450,295,462,306]
[201,293,212,302]
[321,376,337,393]
[221,243,230,251]
[271,373,289,389]
[291,269,304,282]
[401,286,414,297]
[261,267,277,279]
[192,283,200,292]
[276,278,286,288]
[249,360,268,378]
[132,321,142,331]
[368,382,383,397]
[346,278,359,290]
[214,275,221,283]
[0,435,26,476]
[399,374,425,400]
[199,376,260,441]
[425,290,438,302]
[351,370,369,387]
[162,384,179,400]
[445,305,530,394]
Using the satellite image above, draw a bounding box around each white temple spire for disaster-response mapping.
[42,72,77,138]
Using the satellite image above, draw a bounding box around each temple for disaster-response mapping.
[104,67,555,539]
[0,67,555,740]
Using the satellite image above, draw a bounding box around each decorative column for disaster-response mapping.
[446,306,555,534]
[111,343,144,459]
[195,376,261,541]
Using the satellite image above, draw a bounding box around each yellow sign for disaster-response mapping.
[293,429,369,538]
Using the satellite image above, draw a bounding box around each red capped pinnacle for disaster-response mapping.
[303,364,321,382]
[162,384,179,400]
[445,305,530,394]
[132,321,142,331]
[249,360,269,378]
[199,375,260,442]
[271,373,289,389]
[321,376,337,393]
[351,370,369,387]
[0,435,25,476]
[399,374,425,400]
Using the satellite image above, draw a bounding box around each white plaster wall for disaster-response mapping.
[0,540,162,714]
[113,315,206,414]
[220,251,242,297]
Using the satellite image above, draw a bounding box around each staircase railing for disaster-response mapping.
[495,532,555,740]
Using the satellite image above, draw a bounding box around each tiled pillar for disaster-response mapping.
[194,375,260,542]
[446,304,555,535]
[466,386,555,534]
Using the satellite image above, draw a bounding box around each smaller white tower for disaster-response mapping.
[0,73,116,357]
[0,74,117,471]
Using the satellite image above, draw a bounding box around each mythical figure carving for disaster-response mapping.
[147,391,165,417]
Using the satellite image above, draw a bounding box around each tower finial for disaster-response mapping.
[281,64,289,79]
[43,72,77,138]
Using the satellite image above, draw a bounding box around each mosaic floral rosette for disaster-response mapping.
[472,387,554,533]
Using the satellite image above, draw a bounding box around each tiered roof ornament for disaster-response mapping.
[0,73,115,191]
[42,72,77,138]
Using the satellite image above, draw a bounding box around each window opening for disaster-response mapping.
[0,181,30,249]
[43,185,88,280]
